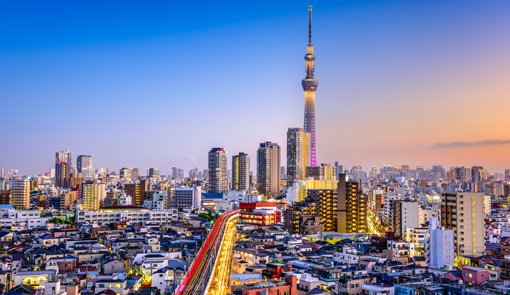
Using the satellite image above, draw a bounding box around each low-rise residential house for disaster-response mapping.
[338,275,376,295]
[13,270,58,289]
[94,279,129,295]
[102,258,126,275]
[334,246,360,264]
[362,283,395,295]
[462,266,491,286]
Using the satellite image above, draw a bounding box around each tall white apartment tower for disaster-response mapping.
[426,217,454,268]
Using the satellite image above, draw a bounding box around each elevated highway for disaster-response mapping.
[174,209,239,295]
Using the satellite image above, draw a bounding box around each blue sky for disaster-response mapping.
[1,0,509,175]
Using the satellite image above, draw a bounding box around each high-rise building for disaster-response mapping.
[302,6,319,167]
[0,190,11,205]
[426,217,454,268]
[0,167,5,178]
[55,150,73,188]
[308,189,338,231]
[471,166,487,183]
[369,166,378,178]
[208,148,228,193]
[10,178,30,209]
[256,142,281,196]
[337,174,368,233]
[232,152,250,191]
[131,168,139,179]
[281,166,287,179]
[124,179,149,206]
[171,167,179,179]
[77,155,93,180]
[390,200,419,238]
[334,162,343,178]
[81,181,99,210]
[441,192,485,255]
[148,168,161,178]
[287,128,311,182]
[120,167,132,180]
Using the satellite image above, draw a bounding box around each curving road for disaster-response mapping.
[174,209,239,295]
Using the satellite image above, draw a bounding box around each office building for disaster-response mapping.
[286,128,310,182]
[441,192,485,255]
[174,186,202,210]
[131,168,139,179]
[471,166,487,183]
[302,6,318,166]
[148,168,161,178]
[337,174,368,233]
[256,142,281,196]
[55,150,72,188]
[232,152,250,191]
[208,148,228,193]
[10,178,30,210]
[77,155,93,180]
[120,167,132,180]
[335,162,343,177]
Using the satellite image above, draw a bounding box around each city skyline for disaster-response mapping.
[1,1,510,175]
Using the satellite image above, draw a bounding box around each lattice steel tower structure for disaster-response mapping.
[302,5,318,166]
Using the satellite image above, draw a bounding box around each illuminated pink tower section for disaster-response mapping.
[302,5,318,166]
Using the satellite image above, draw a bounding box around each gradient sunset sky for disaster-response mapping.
[1,0,509,176]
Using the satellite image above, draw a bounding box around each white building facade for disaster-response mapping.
[426,217,454,268]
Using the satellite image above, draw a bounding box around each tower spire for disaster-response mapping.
[302,5,318,167]
[308,5,313,45]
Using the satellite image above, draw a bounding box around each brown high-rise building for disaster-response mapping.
[337,174,368,233]
[125,179,149,206]
[374,194,384,215]
[256,142,281,197]
[0,190,11,205]
[55,150,73,188]
[208,148,228,194]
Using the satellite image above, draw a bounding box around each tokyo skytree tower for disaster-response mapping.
[301,5,319,166]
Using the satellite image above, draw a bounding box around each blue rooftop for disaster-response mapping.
[202,193,224,199]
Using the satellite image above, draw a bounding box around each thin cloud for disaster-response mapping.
[419,139,510,149]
